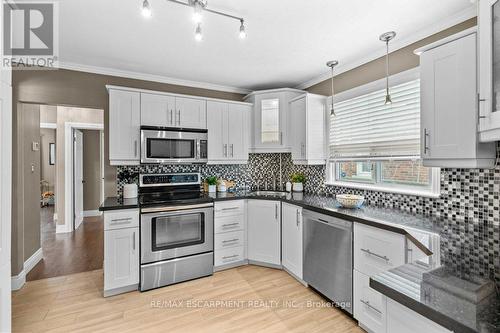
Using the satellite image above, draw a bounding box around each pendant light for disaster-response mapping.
[141,0,152,18]
[379,31,396,105]
[326,60,339,116]
[195,23,203,41]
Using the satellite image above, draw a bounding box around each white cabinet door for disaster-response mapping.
[175,97,207,129]
[141,93,175,127]
[290,97,307,161]
[247,200,281,266]
[420,33,477,162]
[353,270,387,333]
[104,227,139,292]
[479,0,500,142]
[109,89,140,165]
[281,203,303,279]
[387,298,452,333]
[207,101,228,161]
[227,104,249,161]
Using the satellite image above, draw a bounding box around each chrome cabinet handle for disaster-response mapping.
[360,248,390,262]
[222,255,239,260]
[177,110,181,126]
[170,109,173,124]
[301,143,305,157]
[280,132,283,145]
[110,218,132,226]
[222,222,239,228]
[132,232,136,251]
[220,207,239,211]
[223,144,227,157]
[423,129,430,155]
[275,203,279,220]
[230,144,234,157]
[134,140,138,157]
[360,299,381,314]
[296,209,300,227]
[222,238,239,244]
[478,93,487,125]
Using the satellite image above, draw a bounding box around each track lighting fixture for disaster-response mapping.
[326,60,339,116]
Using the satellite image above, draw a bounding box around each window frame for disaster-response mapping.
[325,68,440,198]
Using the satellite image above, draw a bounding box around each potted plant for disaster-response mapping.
[206,176,218,193]
[291,173,305,192]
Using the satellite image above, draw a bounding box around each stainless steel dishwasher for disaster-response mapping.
[303,210,353,314]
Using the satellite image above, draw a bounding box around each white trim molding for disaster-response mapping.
[61,122,104,234]
[11,248,43,291]
[83,210,102,217]
[59,62,251,95]
[40,122,57,129]
[296,6,477,89]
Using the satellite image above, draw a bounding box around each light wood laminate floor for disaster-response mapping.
[12,265,363,333]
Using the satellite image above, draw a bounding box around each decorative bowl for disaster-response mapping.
[336,194,365,209]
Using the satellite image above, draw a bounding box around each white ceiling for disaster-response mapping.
[59,0,476,92]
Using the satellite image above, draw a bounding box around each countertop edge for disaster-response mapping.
[369,278,476,333]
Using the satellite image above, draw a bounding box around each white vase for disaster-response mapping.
[123,183,138,199]
[208,185,217,193]
[292,182,303,192]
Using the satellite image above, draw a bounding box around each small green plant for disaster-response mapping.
[291,173,305,183]
[206,176,218,186]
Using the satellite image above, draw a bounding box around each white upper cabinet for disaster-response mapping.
[416,28,496,168]
[140,93,175,127]
[290,93,326,165]
[247,200,281,266]
[207,101,250,164]
[175,96,207,129]
[281,203,303,280]
[244,89,305,153]
[108,89,141,165]
[479,0,500,142]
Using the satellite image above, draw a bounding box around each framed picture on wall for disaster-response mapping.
[49,143,55,165]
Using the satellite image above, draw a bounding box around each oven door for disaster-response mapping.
[141,129,207,164]
[141,204,214,264]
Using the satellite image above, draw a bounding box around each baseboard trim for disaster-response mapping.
[104,284,138,297]
[247,260,282,270]
[11,248,43,290]
[56,223,71,234]
[83,210,102,217]
[53,213,58,221]
[214,260,248,272]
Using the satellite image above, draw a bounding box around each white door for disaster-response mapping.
[74,130,84,230]
[290,97,306,161]
[207,101,228,161]
[247,200,281,265]
[108,89,140,163]
[140,93,175,127]
[175,97,207,129]
[0,64,12,332]
[281,203,303,279]
[420,33,477,161]
[479,0,500,141]
[104,227,139,291]
[227,104,249,161]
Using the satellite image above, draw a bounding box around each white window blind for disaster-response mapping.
[329,79,420,160]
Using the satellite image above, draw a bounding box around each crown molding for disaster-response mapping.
[57,62,252,95]
[296,6,477,90]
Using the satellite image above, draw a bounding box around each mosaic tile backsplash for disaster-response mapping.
[117,148,500,286]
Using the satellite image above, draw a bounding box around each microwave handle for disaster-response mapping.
[196,139,201,160]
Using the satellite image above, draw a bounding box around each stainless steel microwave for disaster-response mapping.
[140,127,208,164]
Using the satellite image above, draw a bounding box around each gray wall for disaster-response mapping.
[40,128,56,191]
[82,130,102,211]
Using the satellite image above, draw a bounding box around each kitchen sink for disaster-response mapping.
[248,191,288,197]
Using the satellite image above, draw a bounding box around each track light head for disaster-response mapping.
[239,20,247,39]
[142,0,152,18]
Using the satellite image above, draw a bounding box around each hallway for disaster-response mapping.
[27,207,103,281]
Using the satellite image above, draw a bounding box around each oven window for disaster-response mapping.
[147,138,194,159]
[152,213,205,251]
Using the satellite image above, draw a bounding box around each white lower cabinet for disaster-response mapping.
[214,200,246,270]
[281,203,303,280]
[247,200,281,266]
[387,298,452,333]
[353,270,387,333]
[104,211,139,297]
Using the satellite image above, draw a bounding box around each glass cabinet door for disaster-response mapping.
[261,98,280,144]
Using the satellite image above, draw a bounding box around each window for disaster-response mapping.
[327,71,440,197]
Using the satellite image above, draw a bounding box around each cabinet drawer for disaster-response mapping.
[354,223,405,276]
[215,215,244,234]
[214,246,245,267]
[215,230,245,250]
[215,200,245,218]
[353,270,387,333]
[104,209,139,231]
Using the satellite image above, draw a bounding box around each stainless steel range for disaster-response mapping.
[139,173,214,292]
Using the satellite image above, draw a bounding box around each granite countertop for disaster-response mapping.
[100,197,140,210]
[370,262,500,333]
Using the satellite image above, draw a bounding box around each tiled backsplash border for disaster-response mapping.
[117,146,500,285]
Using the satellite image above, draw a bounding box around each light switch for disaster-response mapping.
[31,163,35,173]
[32,142,39,151]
